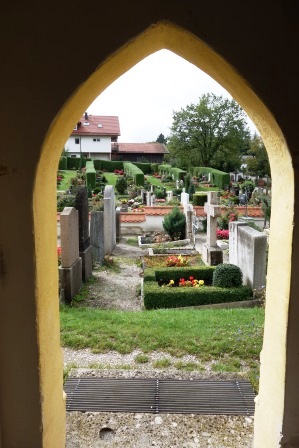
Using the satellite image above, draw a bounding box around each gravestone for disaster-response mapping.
[180,189,192,240]
[146,192,151,206]
[202,191,223,265]
[166,190,173,202]
[59,207,82,304]
[74,186,93,282]
[115,206,121,243]
[104,185,116,254]
[141,189,147,205]
[150,193,156,206]
[180,188,189,210]
[229,221,267,289]
[90,211,104,265]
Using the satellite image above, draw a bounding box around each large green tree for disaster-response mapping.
[167,93,251,171]
[245,133,271,177]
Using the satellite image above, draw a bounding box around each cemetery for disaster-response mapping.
[57,168,268,310]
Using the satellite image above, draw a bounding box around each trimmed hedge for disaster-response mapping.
[153,266,215,285]
[59,156,67,170]
[67,157,81,169]
[85,161,96,189]
[212,263,243,288]
[151,163,159,173]
[133,162,152,174]
[143,281,252,310]
[193,167,230,189]
[93,160,124,171]
[158,164,187,181]
[192,193,208,206]
[123,162,144,186]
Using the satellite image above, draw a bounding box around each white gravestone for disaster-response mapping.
[202,191,223,265]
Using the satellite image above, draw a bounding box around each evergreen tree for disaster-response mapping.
[163,206,186,240]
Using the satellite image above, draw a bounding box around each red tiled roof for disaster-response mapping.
[118,143,169,154]
[72,114,120,137]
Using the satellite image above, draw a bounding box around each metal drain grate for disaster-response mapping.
[64,378,255,415]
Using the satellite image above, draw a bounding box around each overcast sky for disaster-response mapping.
[88,49,257,143]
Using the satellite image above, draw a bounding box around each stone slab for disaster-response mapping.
[90,211,104,264]
[80,245,93,282]
[202,243,223,266]
[59,257,82,304]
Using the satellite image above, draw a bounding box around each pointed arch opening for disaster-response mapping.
[34,21,294,447]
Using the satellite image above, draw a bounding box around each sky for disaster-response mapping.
[88,49,257,143]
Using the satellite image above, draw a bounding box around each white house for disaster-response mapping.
[65,112,120,160]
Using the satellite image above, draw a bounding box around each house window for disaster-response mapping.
[93,138,100,142]
[75,138,80,144]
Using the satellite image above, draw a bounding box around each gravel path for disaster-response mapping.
[65,235,254,448]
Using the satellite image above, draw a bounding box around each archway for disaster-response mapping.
[34,21,294,447]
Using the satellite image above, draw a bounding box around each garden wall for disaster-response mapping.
[57,205,265,238]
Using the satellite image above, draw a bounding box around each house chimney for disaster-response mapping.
[84,112,88,120]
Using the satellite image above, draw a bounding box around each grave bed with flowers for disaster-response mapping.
[143,260,252,310]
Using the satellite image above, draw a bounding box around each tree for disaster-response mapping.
[115,175,127,195]
[156,133,168,144]
[167,93,251,171]
[245,133,271,177]
[163,206,186,240]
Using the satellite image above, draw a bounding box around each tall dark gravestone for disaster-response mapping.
[75,186,93,282]
[90,210,105,264]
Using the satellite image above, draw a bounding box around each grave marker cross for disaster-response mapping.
[204,191,222,247]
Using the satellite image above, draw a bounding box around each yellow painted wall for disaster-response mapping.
[0,2,298,447]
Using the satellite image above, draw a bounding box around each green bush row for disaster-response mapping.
[66,157,91,169]
[152,266,216,284]
[192,193,208,206]
[158,164,186,181]
[85,161,96,188]
[193,167,230,189]
[143,281,252,310]
[151,163,159,173]
[123,162,144,186]
[93,160,124,171]
[59,156,67,170]
[133,162,152,174]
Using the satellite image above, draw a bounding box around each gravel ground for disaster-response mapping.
[64,235,254,447]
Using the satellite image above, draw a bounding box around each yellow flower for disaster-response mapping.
[199,280,204,286]
[169,279,174,285]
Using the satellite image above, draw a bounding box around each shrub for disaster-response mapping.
[217,207,239,230]
[162,206,186,241]
[59,156,67,170]
[192,194,208,206]
[212,263,243,288]
[143,281,252,310]
[57,194,76,212]
[115,175,127,194]
[155,188,167,199]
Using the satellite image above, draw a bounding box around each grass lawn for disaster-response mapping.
[60,306,264,391]
[103,172,118,187]
[57,170,76,191]
[145,175,166,188]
